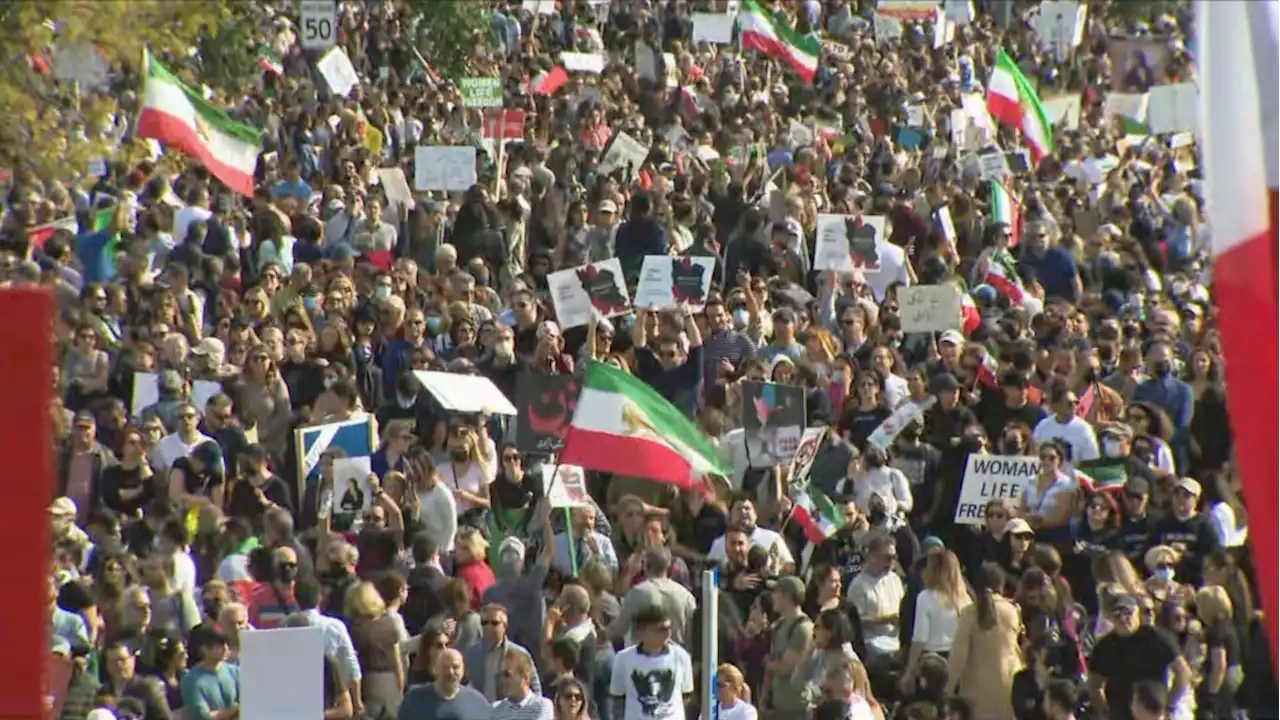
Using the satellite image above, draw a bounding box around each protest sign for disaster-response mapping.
[317,47,359,97]
[741,381,807,459]
[598,132,649,178]
[413,146,477,191]
[867,396,936,449]
[954,454,1039,524]
[376,168,413,208]
[460,77,503,108]
[787,427,828,486]
[634,255,716,310]
[515,373,582,455]
[562,52,606,74]
[547,258,631,328]
[899,285,962,333]
[692,13,736,44]
[294,416,376,497]
[414,371,518,415]
[241,627,326,720]
[813,214,886,272]
[544,465,593,507]
[1146,83,1200,135]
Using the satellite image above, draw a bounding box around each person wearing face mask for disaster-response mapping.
[1152,478,1219,588]
[380,307,433,398]
[1131,341,1194,473]
[1078,423,1159,498]
[245,546,301,630]
[892,421,942,529]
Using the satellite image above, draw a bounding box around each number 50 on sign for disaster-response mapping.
[300,0,337,50]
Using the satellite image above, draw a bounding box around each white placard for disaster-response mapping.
[130,372,222,419]
[788,119,814,148]
[813,214,887,272]
[960,93,996,137]
[598,132,649,178]
[413,146,477,191]
[935,206,958,246]
[662,52,680,88]
[873,13,903,42]
[240,627,325,720]
[562,52,606,74]
[1032,0,1088,59]
[634,255,716,310]
[1146,83,1200,135]
[543,464,592,507]
[907,105,926,128]
[954,454,1039,525]
[52,43,110,91]
[1041,94,1082,130]
[978,151,1011,180]
[523,0,557,13]
[377,168,413,208]
[332,456,373,511]
[413,371,518,415]
[299,0,338,51]
[944,0,975,25]
[317,47,360,97]
[866,396,936,450]
[932,8,955,48]
[1103,92,1150,124]
[666,125,694,154]
[547,258,631,329]
[898,285,962,333]
[693,13,736,44]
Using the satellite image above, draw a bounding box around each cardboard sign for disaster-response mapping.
[317,47,359,97]
[954,454,1040,525]
[1041,94,1082,130]
[414,371,518,415]
[241,628,326,720]
[867,396,936,449]
[899,284,963,333]
[376,168,413,208]
[544,464,593,507]
[787,427,828,486]
[598,131,649,178]
[634,255,716,310]
[978,150,1011,180]
[515,373,582,455]
[693,12,736,44]
[873,12,904,42]
[413,146,477,191]
[741,381,807,460]
[547,258,632,329]
[562,52,606,74]
[813,214,887,272]
[1146,83,1200,135]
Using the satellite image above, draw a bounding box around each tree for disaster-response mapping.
[405,0,491,81]
[0,0,240,182]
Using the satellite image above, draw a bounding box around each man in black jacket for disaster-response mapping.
[403,534,448,636]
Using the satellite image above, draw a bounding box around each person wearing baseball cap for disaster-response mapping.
[1152,476,1217,587]
[1088,589,1193,719]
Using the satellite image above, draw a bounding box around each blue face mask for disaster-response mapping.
[732,308,749,328]
[303,296,320,313]
[1153,566,1175,583]
[426,316,443,334]
[374,285,392,301]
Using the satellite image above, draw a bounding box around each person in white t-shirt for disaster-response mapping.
[706,496,795,574]
[152,401,214,471]
[700,664,757,720]
[610,605,694,720]
[1032,388,1100,467]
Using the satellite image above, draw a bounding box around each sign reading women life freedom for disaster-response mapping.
[954,454,1040,524]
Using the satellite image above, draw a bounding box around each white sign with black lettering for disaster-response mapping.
[299,0,337,51]
[954,454,1039,525]
[899,284,962,333]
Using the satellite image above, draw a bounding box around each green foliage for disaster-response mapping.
[406,0,491,80]
[0,0,240,182]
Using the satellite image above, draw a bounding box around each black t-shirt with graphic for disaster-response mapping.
[1089,625,1181,720]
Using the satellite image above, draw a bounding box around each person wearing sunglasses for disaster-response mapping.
[552,677,592,720]
[492,649,554,719]
[1087,593,1193,720]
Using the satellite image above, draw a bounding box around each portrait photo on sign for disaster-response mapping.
[1107,36,1173,92]
[633,255,716,310]
[740,381,807,432]
[515,372,581,454]
[547,257,631,328]
[814,214,886,272]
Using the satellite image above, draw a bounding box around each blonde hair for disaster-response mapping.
[923,550,972,609]
[718,664,750,700]
[346,581,388,619]
[380,419,413,447]
[1094,551,1145,596]
[805,326,839,361]
[456,526,489,561]
[1195,585,1233,625]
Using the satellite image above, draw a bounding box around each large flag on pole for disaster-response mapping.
[559,361,731,488]
[135,50,262,197]
[1199,0,1279,669]
[985,48,1055,164]
[739,0,821,82]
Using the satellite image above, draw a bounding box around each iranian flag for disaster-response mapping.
[792,484,844,545]
[1199,0,1279,669]
[257,46,284,76]
[990,180,1022,247]
[26,216,78,250]
[740,0,821,82]
[559,361,731,488]
[981,248,1025,305]
[986,49,1055,164]
[960,291,982,334]
[135,50,262,197]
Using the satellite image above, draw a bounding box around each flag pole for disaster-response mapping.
[546,460,578,577]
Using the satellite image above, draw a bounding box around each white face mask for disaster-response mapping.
[1102,438,1123,458]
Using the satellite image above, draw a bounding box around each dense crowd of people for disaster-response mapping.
[10,0,1274,719]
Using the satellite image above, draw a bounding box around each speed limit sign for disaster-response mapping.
[299,0,337,50]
